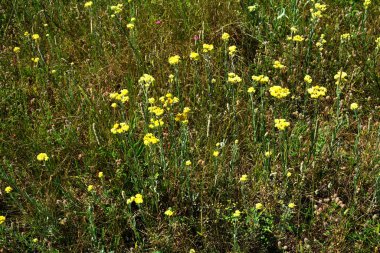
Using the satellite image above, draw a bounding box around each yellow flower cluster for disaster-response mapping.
[175,107,191,124]
[127,193,143,204]
[0,216,5,225]
[239,174,248,182]
[307,85,327,98]
[334,71,348,86]
[13,47,20,53]
[247,87,256,94]
[164,208,174,216]
[143,133,160,146]
[37,153,49,161]
[190,52,200,61]
[287,35,304,42]
[228,45,237,56]
[168,55,181,65]
[275,119,291,131]
[248,4,258,12]
[202,43,214,53]
[227,73,242,84]
[87,185,94,192]
[31,57,40,63]
[304,75,312,84]
[350,103,359,111]
[127,23,134,30]
[159,93,179,109]
[149,118,164,129]
[148,106,164,116]
[316,34,327,51]
[255,203,263,210]
[32,34,40,41]
[311,3,327,20]
[111,122,129,134]
[5,186,13,193]
[110,4,123,14]
[252,75,269,84]
[269,86,290,99]
[232,210,241,218]
[84,1,93,8]
[273,60,285,69]
[376,37,380,49]
[363,0,371,9]
[109,89,129,103]
[341,33,351,41]
[221,32,230,41]
[138,74,155,88]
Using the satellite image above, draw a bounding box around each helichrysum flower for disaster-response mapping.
[31,57,40,63]
[304,75,312,84]
[185,160,192,166]
[376,37,380,49]
[164,208,174,216]
[213,150,220,157]
[130,17,136,22]
[32,238,38,243]
[341,33,351,41]
[248,4,258,12]
[32,34,40,41]
[274,119,291,131]
[287,35,304,42]
[110,4,123,14]
[252,75,269,84]
[168,55,181,65]
[228,45,237,56]
[232,210,241,218]
[350,103,359,110]
[273,60,285,69]
[143,133,160,146]
[0,216,5,225]
[202,43,214,53]
[255,203,263,210]
[286,172,292,177]
[13,47,20,53]
[138,74,155,87]
[288,202,296,208]
[247,87,256,94]
[175,107,191,124]
[363,0,371,9]
[126,23,135,30]
[5,186,13,194]
[190,52,200,61]
[24,31,30,37]
[290,26,298,33]
[98,172,104,178]
[307,86,327,99]
[227,73,242,84]
[221,32,230,41]
[149,118,164,129]
[87,185,94,192]
[269,86,290,99]
[334,71,348,86]
[265,151,272,157]
[111,102,117,108]
[109,89,129,103]
[84,1,93,8]
[239,174,248,182]
[37,153,49,161]
[134,194,143,204]
[111,122,129,134]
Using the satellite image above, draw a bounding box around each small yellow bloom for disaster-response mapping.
[185,160,192,166]
[37,153,49,161]
[213,150,220,157]
[291,35,304,42]
[32,238,38,243]
[84,1,93,8]
[274,119,291,131]
[269,86,290,99]
[164,208,174,216]
[350,103,359,110]
[265,151,272,157]
[24,31,30,37]
[130,17,136,22]
[286,172,292,177]
[228,45,237,56]
[13,47,21,53]
[340,33,351,41]
[134,193,143,204]
[288,202,296,208]
[202,43,214,53]
[143,133,160,146]
[127,23,135,30]
[0,216,5,225]
[87,185,94,192]
[138,74,155,87]
[190,52,200,61]
[227,73,242,84]
[51,70,56,74]
[248,4,258,12]
[31,57,40,63]
[252,75,269,84]
[304,75,312,84]
[111,102,117,108]
[307,86,327,99]
[364,0,371,9]
[189,249,196,253]
[273,60,285,69]
[255,203,263,210]
[32,34,40,41]
[334,71,348,86]
[5,186,13,193]
[168,55,181,65]
[98,172,104,178]
[290,26,298,33]
[221,32,230,41]
[239,174,248,182]
[232,210,241,218]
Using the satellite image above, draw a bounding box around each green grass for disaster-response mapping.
[1,0,380,252]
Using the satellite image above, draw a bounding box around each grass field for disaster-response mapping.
[1,0,380,252]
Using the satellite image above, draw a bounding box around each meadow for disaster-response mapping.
[1,0,380,252]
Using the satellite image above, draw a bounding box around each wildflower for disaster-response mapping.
[32,34,40,41]
[134,194,143,204]
[87,185,94,192]
[126,196,135,204]
[148,97,155,104]
[98,172,104,178]
[288,202,296,208]
[227,73,242,84]
[138,74,155,87]
[307,86,327,99]
[304,75,312,84]
[211,78,216,83]
[143,133,160,146]
[248,4,258,12]
[109,89,129,103]
[274,119,291,131]
[316,34,327,51]
[175,107,191,124]
[51,70,56,74]
[84,1,93,8]
[221,32,230,41]
[288,35,304,42]
[240,174,248,182]
[189,249,196,253]
[155,20,161,25]
[190,52,200,61]
[213,150,220,157]
[32,238,38,243]
[31,57,40,63]
[24,31,30,37]
[111,103,117,108]
[111,122,129,134]
[314,3,327,11]
[265,151,272,157]
[0,216,5,225]
[376,37,380,49]
[334,71,348,86]
[185,160,192,166]
[164,208,174,216]
[350,103,359,111]
[255,203,263,210]
[232,210,241,218]
[130,17,136,22]
[5,186,13,193]
[168,55,181,65]
[168,74,175,83]
[290,26,298,33]
[126,23,135,30]
[340,33,351,41]
[273,60,285,69]
[228,45,237,56]
[149,118,164,129]
[37,153,49,161]
[202,43,214,53]
[13,47,20,53]
[110,4,123,14]
[363,0,371,9]
[252,75,269,84]
[286,172,292,177]
[269,86,290,99]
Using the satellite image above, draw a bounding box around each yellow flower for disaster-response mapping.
[148,97,155,104]
[228,45,237,56]
[221,32,230,41]
[138,74,155,87]
[248,4,258,12]
[130,17,136,22]
[334,71,348,86]
[126,23,135,30]
[304,75,312,84]
[376,37,380,49]
[286,172,292,177]
[13,47,21,53]
[211,78,216,84]
[190,52,200,61]
[51,70,56,74]
[149,118,164,129]
[168,55,181,65]
[315,3,327,11]
[87,185,94,192]
[227,73,242,84]
[340,33,351,41]
[213,150,220,157]
[98,172,104,178]
[273,60,285,69]
[31,57,40,63]
[364,0,371,9]
[134,193,143,204]
[202,43,214,53]
[189,249,196,253]
[292,35,304,42]
[307,85,327,99]
[37,153,49,161]
[255,203,263,210]
[32,238,38,243]
[252,75,269,84]
[84,1,93,8]
[110,4,123,14]
[111,122,129,134]
[232,210,241,218]
[24,31,30,37]
[239,174,248,182]
[274,119,290,131]
[185,160,192,166]
[288,202,296,208]
[269,86,290,99]
[350,103,359,110]
[164,208,174,216]
[111,102,117,108]
[5,186,13,193]
[143,133,160,146]
[0,216,5,225]
[265,151,272,157]
[32,34,40,41]
[290,26,298,33]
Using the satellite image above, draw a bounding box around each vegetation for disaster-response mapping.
[1,0,380,252]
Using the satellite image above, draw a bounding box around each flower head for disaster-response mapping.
[239,174,248,182]
[304,75,312,84]
[364,0,371,9]
[185,160,192,166]
[5,186,13,193]
[189,52,200,61]
[138,74,155,87]
[84,1,93,8]
[307,85,327,99]
[134,193,143,204]
[164,208,174,216]
[111,122,129,134]
[221,32,230,41]
[126,23,135,30]
[288,202,296,208]
[269,86,290,99]
[247,87,256,94]
[32,34,40,41]
[227,73,242,84]
[202,43,214,53]
[252,75,269,84]
[37,153,49,161]
[143,133,160,146]
[0,216,5,225]
[168,55,181,65]
[255,203,263,210]
[232,210,241,218]
[87,185,94,192]
[98,172,104,178]
[273,60,285,69]
[13,47,21,53]
[274,119,290,131]
[248,4,258,12]
[228,45,237,56]
[213,150,220,157]
[350,103,359,111]
[334,71,348,86]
